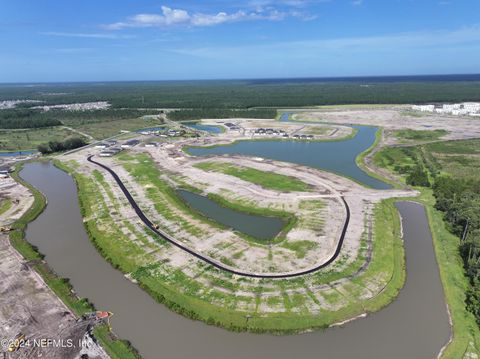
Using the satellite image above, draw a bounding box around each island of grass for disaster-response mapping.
[193,161,313,192]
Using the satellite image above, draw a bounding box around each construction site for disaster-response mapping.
[3,105,480,357]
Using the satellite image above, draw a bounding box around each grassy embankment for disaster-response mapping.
[136,199,404,333]
[0,198,12,215]
[56,152,406,333]
[193,161,313,192]
[373,140,480,358]
[9,163,141,359]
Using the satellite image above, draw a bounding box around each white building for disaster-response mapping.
[412,105,435,112]
[412,102,480,116]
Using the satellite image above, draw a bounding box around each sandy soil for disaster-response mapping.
[298,109,480,145]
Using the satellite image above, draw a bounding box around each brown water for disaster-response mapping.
[21,162,451,359]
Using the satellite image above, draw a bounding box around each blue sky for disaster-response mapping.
[1,0,480,82]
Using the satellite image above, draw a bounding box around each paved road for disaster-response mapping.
[87,155,351,279]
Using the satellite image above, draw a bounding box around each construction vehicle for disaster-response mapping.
[82,311,114,331]
[7,333,26,352]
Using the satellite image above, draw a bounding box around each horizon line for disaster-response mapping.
[1,72,480,86]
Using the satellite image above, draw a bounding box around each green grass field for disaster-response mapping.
[393,129,448,143]
[0,127,82,151]
[194,161,313,192]
[73,117,163,139]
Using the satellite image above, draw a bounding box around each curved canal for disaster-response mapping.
[186,125,390,190]
[20,162,450,359]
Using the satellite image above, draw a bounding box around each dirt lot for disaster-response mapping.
[297,109,480,145]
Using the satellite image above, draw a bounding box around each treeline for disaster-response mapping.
[391,145,480,326]
[0,108,159,129]
[1,79,480,109]
[433,177,480,326]
[0,109,62,129]
[392,148,436,187]
[168,108,276,121]
[37,137,87,154]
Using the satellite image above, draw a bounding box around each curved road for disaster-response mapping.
[87,155,351,279]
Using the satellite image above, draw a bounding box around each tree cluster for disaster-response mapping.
[433,177,480,326]
[37,137,87,154]
[0,109,62,128]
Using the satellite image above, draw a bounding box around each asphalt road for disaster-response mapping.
[87,155,351,279]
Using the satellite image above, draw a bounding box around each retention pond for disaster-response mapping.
[177,189,285,240]
[20,162,450,359]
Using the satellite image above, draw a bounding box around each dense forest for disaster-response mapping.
[0,108,158,129]
[1,78,480,129]
[0,109,62,129]
[433,177,480,326]
[1,77,480,110]
[168,108,276,121]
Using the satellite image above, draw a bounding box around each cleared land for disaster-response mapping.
[193,161,314,192]
[295,109,480,145]
[59,116,414,333]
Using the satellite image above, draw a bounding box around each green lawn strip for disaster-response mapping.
[0,198,12,215]
[194,161,313,192]
[394,129,448,143]
[9,162,140,359]
[355,127,402,189]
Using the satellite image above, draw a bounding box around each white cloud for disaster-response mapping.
[168,25,480,59]
[104,5,313,30]
[41,31,134,39]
